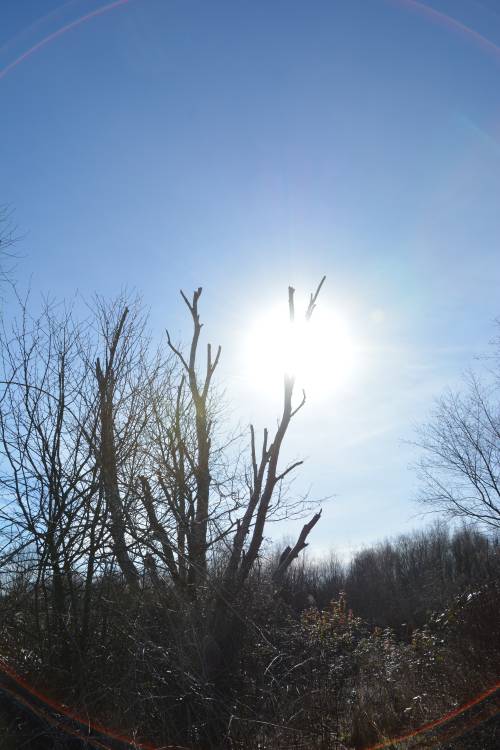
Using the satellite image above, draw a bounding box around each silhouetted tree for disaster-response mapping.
[416,372,500,530]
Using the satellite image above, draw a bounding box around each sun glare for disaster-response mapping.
[244,300,357,399]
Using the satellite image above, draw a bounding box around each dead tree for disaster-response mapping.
[221,278,325,595]
[164,288,221,590]
[131,281,324,612]
[272,510,322,585]
[202,280,325,680]
[95,306,140,591]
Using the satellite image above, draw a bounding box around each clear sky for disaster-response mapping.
[1,0,500,557]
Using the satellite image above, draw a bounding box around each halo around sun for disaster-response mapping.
[243,299,357,400]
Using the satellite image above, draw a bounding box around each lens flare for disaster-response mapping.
[0,656,183,749]
[0,0,135,81]
[363,678,500,749]
[389,0,500,64]
[0,655,498,748]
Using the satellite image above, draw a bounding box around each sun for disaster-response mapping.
[243,299,357,400]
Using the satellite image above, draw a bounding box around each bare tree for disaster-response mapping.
[131,282,324,602]
[126,288,238,595]
[94,302,142,591]
[0,278,329,747]
[220,280,325,594]
[0,294,167,662]
[416,373,500,530]
[164,287,222,589]
[185,280,326,699]
[0,299,99,670]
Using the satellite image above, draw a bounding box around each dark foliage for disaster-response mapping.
[0,524,498,749]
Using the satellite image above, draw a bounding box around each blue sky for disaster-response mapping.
[1,0,500,557]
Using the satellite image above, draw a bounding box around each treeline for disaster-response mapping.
[0,524,499,749]
[283,523,500,631]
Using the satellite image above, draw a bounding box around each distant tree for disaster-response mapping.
[415,370,500,531]
[344,524,499,631]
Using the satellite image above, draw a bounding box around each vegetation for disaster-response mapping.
[0,283,498,749]
[0,522,498,748]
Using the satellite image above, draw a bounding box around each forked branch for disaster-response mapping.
[272,509,322,584]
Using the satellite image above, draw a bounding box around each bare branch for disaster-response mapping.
[305,275,326,321]
[272,509,322,584]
